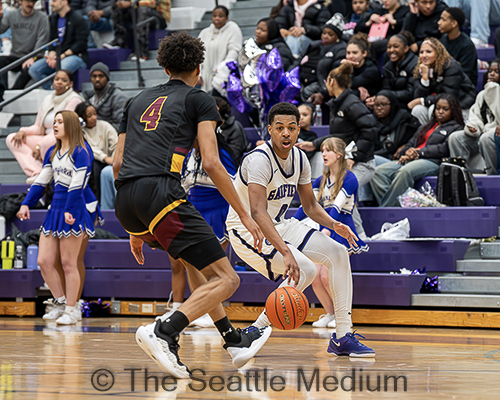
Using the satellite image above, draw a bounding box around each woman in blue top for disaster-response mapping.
[17,110,95,326]
[294,137,368,328]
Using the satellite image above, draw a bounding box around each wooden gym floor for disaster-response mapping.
[1,317,500,399]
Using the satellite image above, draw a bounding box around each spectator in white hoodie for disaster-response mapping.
[197,5,242,94]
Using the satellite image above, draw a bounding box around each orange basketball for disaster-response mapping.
[265,287,309,330]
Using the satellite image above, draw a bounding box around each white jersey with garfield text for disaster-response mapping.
[226,141,311,233]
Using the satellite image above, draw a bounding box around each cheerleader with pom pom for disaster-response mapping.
[17,110,96,325]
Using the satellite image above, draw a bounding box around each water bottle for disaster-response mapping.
[1,237,14,269]
[27,244,39,270]
[13,245,24,269]
[314,105,322,126]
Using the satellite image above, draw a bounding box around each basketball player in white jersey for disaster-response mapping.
[226,102,375,357]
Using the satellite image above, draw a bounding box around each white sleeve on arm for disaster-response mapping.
[298,152,312,185]
[241,152,272,187]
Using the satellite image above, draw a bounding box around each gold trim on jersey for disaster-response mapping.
[149,199,186,232]
[125,229,150,236]
[171,153,185,173]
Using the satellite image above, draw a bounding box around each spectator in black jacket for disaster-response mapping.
[374,31,418,108]
[213,96,249,165]
[293,14,347,102]
[372,90,421,161]
[296,62,376,238]
[327,0,352,19]
[345,33,382,102]
[255,17,294,70]
[29,0,89,89]
[276,0,330,56]
[402,0,447,51]
[358,0,410,60]
[342,0,373,41]
[408,37,477,124]
[370,93,464,206]
[438,7,477,87]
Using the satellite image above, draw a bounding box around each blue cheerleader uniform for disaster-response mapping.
[181,146,237,244]
[294,170,369,254]
[22,144,99,238]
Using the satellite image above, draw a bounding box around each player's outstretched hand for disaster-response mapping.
[130,235,145,265]
[241,214,264,253]
[283,252,300,287]
[333,221,359,249]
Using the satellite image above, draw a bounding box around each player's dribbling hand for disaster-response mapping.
[241,214,263,253]
[283,252,300,287]
[129,235,145,265]
[333,221,359,249]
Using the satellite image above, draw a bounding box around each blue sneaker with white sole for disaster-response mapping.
[327,331,375,358]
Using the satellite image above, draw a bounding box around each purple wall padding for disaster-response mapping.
[349,240,469,272]
[351,273,426,306]
[358,206,500,238]
[84,240,170,269]
[286,206,500,238]
[88,48,132,70]
[416,175,500,206]
[81,269,425,306]
[0,270,44,298]
[0,184,30,196]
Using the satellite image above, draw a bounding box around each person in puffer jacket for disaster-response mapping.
[371,93,464,206]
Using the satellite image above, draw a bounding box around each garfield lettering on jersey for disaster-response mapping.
[226,142,308,231]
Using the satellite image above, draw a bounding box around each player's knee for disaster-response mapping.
[320,267,330,287]
[226,270,240,292]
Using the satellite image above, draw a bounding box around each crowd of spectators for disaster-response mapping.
[4,0,500,214]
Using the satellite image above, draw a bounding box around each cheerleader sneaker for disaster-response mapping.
[42,304,65,320]
[135,320,191,379]
[73,307,82,321]
[312,313,335,328]
[56,312,78,325]
[327,331,375,358]
[224,325,272,368]
[189,314,215,328]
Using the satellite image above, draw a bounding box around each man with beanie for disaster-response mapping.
[439,7,477,86]
[0,0,49,103]
[83,62,127,132]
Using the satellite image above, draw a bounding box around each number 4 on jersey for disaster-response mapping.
[140,96,167,131]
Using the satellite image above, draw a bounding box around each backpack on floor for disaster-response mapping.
[436,157,484,206]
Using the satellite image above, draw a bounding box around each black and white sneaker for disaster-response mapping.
[135,320,191,379]
[223,325,272,368]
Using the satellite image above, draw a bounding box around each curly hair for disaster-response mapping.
[413,37,451,79]
[268,102,300,125]
[156,33,205,74]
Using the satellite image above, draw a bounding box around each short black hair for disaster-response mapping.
[75,101,93,122]
[213,96,231,119]
[156,33,205,74]
[213,5,229,17]
[268,103,300,125]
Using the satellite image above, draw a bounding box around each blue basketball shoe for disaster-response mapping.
[327,331,375,358]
